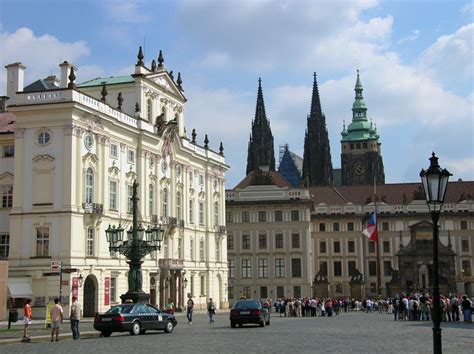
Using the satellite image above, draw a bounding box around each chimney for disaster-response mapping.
[5,62,26,105]
[0,96,8,112]
[59,61,75,89]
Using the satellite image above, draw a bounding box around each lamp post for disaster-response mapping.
[420,152,451,354]
[105,180,165,303]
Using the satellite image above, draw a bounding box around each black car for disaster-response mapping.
[94,303,177,337]
[230,299,270,328]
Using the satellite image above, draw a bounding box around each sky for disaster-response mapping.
[1,0,473,188]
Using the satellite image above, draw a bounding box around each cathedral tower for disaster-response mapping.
[341,70,385,186]
[302,73,333,186]
[246,78,276,175]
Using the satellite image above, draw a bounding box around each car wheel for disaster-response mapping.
[259,320,265,327]
[101,331,112,337]
[231,321,236,328]
[131,321,141,335]
[164,320,174,333]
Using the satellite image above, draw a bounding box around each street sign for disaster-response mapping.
[51,259,61,271]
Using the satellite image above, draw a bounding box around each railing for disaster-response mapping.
[161,216,178,226]
[82,203,103,215]
[151,215,159,224]
[214,225,226,234]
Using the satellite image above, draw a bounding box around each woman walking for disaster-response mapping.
[207,298,216,324]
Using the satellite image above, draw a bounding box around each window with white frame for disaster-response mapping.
[189,198,194,224]
[36,227,49,256]
[176,191,182,219]
[148,184,154,215]
[190,239,194,260]
[226,211,233,223]
[85,168,94,204]
[0,234,9,259]
[200,239,205,260]
[110,277,117,303]
[87,227,94,256]
[242,234,250,249]
[242,211,250,222]
[242,259,252,278]
[127,148,135,164]
[189,171,193,184]
[162,188,168,217]
[258,258,268,278]
[200,275,206,296]
[110,143,118,158]
[227,234,233,250]
[199,202,204,225]
[228,259,235,278]
[2,185,13,208]
[199,174,204,186]
[275,258,285,278]
[109,180,117,210]
[177,237,182,258]
[214,202,219,225]
[127,185,133,213]
[3,145,14,158]
[216,240,220,261]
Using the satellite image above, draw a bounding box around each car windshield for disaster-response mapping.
[106,305,133,314]
[233,300,261,309]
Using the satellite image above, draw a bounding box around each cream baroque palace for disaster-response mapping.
[1,48,229,316]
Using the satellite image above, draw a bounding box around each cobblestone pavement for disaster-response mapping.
[1,312,472,353]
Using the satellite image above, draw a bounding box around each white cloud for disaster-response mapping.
[101,0,150,23]
[397,29,420,44]
[0,28,91,94]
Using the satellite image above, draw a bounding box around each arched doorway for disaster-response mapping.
[83,275,97,317]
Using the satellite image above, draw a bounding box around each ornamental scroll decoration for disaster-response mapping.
[161,123,179,157]
[153,76,171,92]
[79,113,104,132]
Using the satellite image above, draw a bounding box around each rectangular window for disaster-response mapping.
[229,260,235,278]
[460,220,468,230]
[189,171,193,185]
[242,211,250,223]
[258,259,268,278]
[0,234,9,259]
[461,239,469,252]
[334,261,342,276]
[368,241,375,253]
[200,276,206,296]
[382,222,389,231]
[242,259,252,278]
[319,223,326,232]
[178,238,183,259]
[291,258,301,277]
[36,227,49,257]
[242,286,250,299]
[275,210,283,222]
[3,146,14,158]
[199,202,204,225]
[226,211,233,223]
[258,211,266,222]
[110,144,118,158]
[127,185,133,213]
[275,258,285,278]
[319,261,328,275]
[348,240,355,253]
[348,261,356,276]
[276,286,284,298]
[242,235,250,250]
[260,286,268,299]
[462,260,471,276]
[87,228,94,256]
[320,241,326,253]
[190,239,194,261]
[333,223,340,232]
[258,234,267,249]
[199,175,204,186]
[189,199,194,224]
[109,181,117,210]
[215,240,220,261]
[347,222,354,231]
[275,234,283,249]
[334,241,341,253]
[227,234,234,250]
[293,286,301,298]
[291,234,300,248]
[291,210,299,221]
[228,286,234,299]
[127,149,135,163]
[383,240,390,253]
[110,277,117,303]
[2,185,13,208]
[369,261,377,276]
[383,261,392,277]
[199,239,205,260]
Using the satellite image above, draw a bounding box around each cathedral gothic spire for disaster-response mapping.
[246,78,276,175]
[302,72,333,186]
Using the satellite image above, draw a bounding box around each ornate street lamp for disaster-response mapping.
[420,152,451,354]
[105,180,166,303]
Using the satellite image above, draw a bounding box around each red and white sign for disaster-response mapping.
[51,259,61,271]
[104,277,110,306]
[72,277,79,300]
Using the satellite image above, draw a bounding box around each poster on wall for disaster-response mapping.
[72,277,79,300]
[104,277,110,306]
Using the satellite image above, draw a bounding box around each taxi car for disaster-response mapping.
[230,299,270,328]
[94,303,177,337]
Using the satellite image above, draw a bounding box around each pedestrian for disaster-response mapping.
[207,298,216,323]
[165,298,175,314]
[70,296,81,339]
[461,295,472,323]
[50,298,64,342]
[23,298,32,339]
[186,295,194,324]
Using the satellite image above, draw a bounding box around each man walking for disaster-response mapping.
[207,298,216,324]
[70,296,81,340]
[186,295,194,324]
[50,298,63,342]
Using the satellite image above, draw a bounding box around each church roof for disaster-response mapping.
[78,75,135,87]
[308,181,474,206]
[234,170,293,190]
[278,147,301,188]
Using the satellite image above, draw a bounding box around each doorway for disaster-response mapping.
[83,276,96,317]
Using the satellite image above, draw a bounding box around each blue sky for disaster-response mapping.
[1,0,473,188]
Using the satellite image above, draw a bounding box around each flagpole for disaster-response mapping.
[374,175,381,296]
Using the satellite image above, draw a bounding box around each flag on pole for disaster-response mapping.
[362,212,378,241]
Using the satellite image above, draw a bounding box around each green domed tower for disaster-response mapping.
[340,70,385,186]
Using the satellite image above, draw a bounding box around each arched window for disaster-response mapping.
[85,167,94,204]
[162,188,168,217]
[149,184,154,216]
[176,191,182,219]
[214,202,219,226]
[147,99,152,121]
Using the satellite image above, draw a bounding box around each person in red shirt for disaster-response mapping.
[23,299,32,339]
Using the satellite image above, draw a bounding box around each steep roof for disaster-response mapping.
[308,181,474,205]
[0,112,16,134]
[23,78,59,92]
[234,170,293,190]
